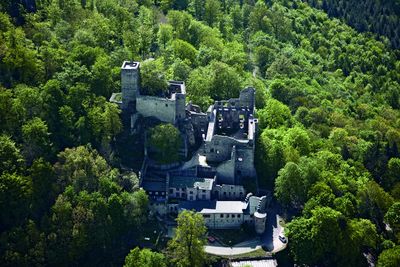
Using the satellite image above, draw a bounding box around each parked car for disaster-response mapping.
[278,235,287,243]
[207,236,216,243]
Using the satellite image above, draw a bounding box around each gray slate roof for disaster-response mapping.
[169,176,214,190]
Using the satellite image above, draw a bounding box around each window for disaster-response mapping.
[232,214,235,218]
[238,214,241,218]
[189,196,193,200]
[220,214,223,218]
[210,148,214,153]
[155,192,158,195]
[226,214,230,218]
[169,189,173,194]
[204,214,211,218]
[189,191,193,194]
[202,190,206,193]
[165,103,168,107]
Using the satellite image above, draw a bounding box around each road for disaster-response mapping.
[261,207,287,253]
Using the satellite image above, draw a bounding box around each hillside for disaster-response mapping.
[0,0,400,266]
[305,0,400,48]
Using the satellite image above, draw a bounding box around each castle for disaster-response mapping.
[110,61,266,233]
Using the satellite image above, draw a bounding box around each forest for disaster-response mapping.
[305,0,400,49]
[0,0,400,266]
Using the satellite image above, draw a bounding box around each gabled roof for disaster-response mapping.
[179,200,248,214]
[169,176,214,190]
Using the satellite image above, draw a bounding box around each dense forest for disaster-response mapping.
[0,0,400,266]
[305,0,400,49]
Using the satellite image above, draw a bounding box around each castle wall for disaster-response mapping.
[203,213,247,229]
[239,87,255,110]
[204,135,249,162]
[136,95,177,124]
[216,147,236,184]
[214,184,246,200]
[235,147,256,178]
[175,93,186,120]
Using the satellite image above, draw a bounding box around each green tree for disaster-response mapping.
[124,247,166,267]
[55,145,109,192]
[158,24,173,49]
[22,117,52,163]
[287,207,343,265]
[257,98,292,129]
[0,135,24,175]
[167,210,207,267]
[385,158,400,189]
[204,0,221,27]
[148,124,181,163]
[140,59,168,96]
[0,173,31,230]
[171,39,198,65]
[384,202,400,239]
[358,180,394,228]
[377,246,400,267]
[186,66,213,109]
[275,162,305,207]
[209,61,242,100]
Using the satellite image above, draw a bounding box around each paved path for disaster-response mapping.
[261,208,287,253]
[205,238,262,256]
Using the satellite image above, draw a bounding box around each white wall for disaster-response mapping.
[202,213,247,229]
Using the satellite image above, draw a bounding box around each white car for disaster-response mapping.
[278,234,287,243]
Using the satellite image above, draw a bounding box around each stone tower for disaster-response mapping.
[121,61,140,112]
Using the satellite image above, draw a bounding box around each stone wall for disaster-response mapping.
[136,95,177,124]
[203,213,252,229]
[169,187,211,201]
[235,147,256,178]
[204,135,248,162]
[214,184,246,200]
[216,156,236,184]
[239,87,255,110]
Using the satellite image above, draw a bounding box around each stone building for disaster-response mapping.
[110,61,266,233]
[178,194,267,229]
[111,61,186,125]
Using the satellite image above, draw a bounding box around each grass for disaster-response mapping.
[209,248,268,260]
[139,219,169,249]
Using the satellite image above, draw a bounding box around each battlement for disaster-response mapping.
[121,61,140,70]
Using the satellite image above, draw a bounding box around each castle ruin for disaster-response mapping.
[110,61,266,232]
